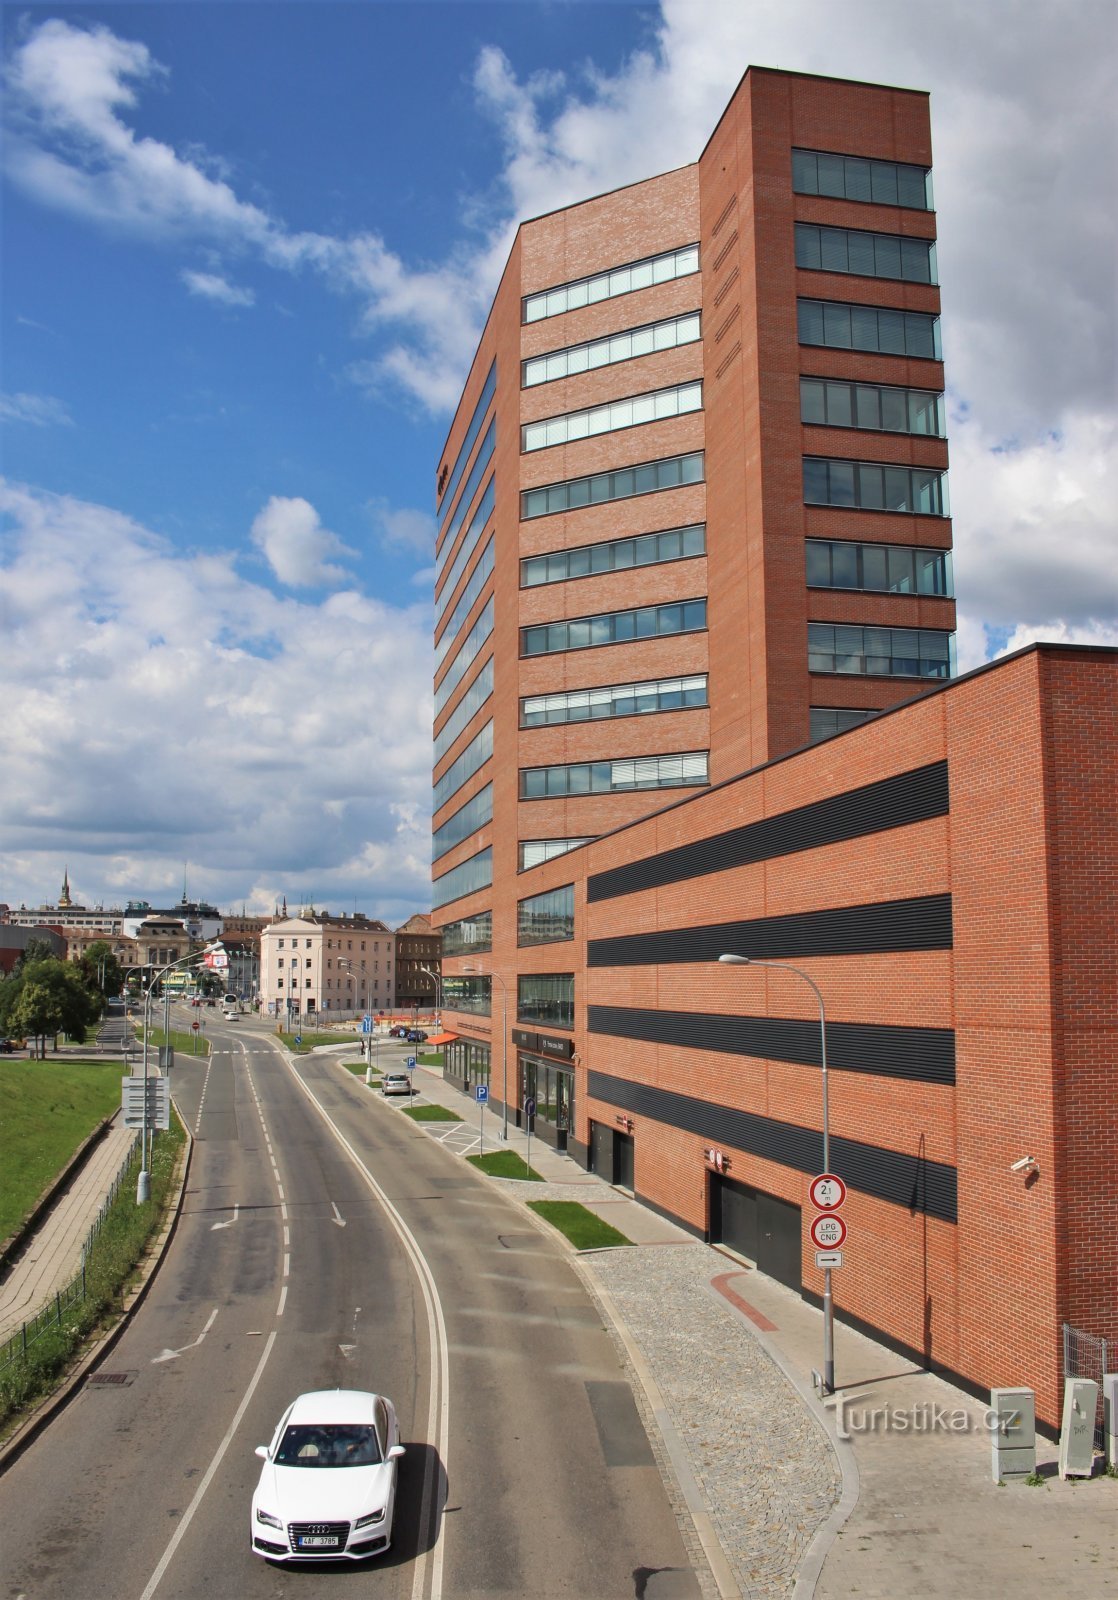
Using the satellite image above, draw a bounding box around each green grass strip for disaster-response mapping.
[277,1030,349,1053]
[401,1104,462,1122]
[143,1027,211,1058]
[341,1060,380,1078]
[0,1059,125,1241]
[467,1150,543,1181]
[0,1111,187,1430]
[527,1200,633,1250]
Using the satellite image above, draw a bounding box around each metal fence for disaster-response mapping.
[0,1133,141,1372]
[1062,1322,1111,1452]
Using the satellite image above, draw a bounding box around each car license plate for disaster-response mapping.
[298,1535,339,1548]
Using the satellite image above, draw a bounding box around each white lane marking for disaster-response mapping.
[283,1253,290,1277]
[151,1307,219,1364]
[277,1285,287,1317]
[331,1201,347,1228]
[278,1051,450,1600]
[139,1331,277,1600]
[210,1204,239,1231]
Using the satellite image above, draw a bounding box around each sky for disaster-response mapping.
[1,0,1115,924]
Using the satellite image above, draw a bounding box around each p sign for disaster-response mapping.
[475,1084,489,1103]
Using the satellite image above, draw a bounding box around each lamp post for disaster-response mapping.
[339,958,378,1084]
[464,964,508,1140]
[718,952,835,1395]
[419,965,442,1033]
[136,941,224,1203]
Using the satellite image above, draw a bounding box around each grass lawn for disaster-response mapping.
[341,1060,381,1079]
[143,1027,211,1058]
[0,1059,125,1242]
[401,1104,462,1122]
[468,1150,543,1181]
[527,1200,633,1251]
[0,1111,186,1428]
[277,1030,350,1053]
[416,1050,444,1067]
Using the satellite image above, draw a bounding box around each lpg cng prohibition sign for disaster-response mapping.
[810,1212,847,1250]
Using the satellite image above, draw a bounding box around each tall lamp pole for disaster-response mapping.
[339,958,378,1084]
[464,964,508,1140]
[137,941,225,1203]
[718,953,835,1395]
[419,965,442,1033]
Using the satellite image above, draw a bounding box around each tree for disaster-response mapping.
[15,936,57,971]
[80,940,124,999]
[3,958,100,1057]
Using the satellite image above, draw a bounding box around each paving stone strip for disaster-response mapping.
[584,1245,840,1600]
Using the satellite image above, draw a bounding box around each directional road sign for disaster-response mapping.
[809,1173,846,1211]
[809,1213,847,1250]
[361,1015,372,1034]
[121,1076,170,1130]
[814,1250,844,1269]
[523,1096,536,1117]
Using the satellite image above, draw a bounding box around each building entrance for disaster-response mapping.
[710,1176,802,1292]
[589,1121,635,1190]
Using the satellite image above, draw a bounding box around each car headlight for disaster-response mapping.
[256,1508,284,1530]
[354,1508,385,1528]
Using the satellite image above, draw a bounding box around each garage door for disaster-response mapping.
[711,1175,802,1293]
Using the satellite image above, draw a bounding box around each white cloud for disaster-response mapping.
[181,268,254,307]
[0,478,435,917]
[369,501,437,559]
[248,496,356,589]
[0,391,72,426]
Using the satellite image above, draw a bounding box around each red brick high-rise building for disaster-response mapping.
[430,67,1117,1428]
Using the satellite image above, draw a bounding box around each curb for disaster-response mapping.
[0,1109,194,1476]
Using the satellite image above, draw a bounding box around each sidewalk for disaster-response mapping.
[0,1116,138,1345]
[391,1052,1118,1600]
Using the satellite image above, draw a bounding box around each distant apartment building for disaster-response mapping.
[258,913,394,1020]
[4,871,123,933]
[393,913,442,1016]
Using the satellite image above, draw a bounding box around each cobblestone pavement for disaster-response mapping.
[582,1244,839,1600]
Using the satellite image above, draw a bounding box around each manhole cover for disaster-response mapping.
[87,1371,136,1387]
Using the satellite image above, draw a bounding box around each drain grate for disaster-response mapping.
[87,1371,135,1387]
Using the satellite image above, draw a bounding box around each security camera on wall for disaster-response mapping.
[1010,1156,1037,1173]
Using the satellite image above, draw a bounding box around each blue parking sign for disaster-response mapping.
[475,1084,489,1103]
[406,1056,416,1070]
[361,1015,372,1034]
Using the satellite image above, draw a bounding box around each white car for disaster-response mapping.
[381,1072,412,1097]
[251,1389,404,1562]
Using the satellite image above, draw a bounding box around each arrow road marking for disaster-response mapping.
[338,1343,357,1361]
[152,1307,218,1363]
[331,1201,346,1227]
[211,1204,240,1231]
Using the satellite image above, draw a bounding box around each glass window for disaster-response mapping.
[521,382,703,453]
[522,312,701,388]
[523,243,700,323]
[804,457,949,516]
[808,623,954,679]
[805,539,952,597]
[434,597,494,715]
[518,885,575,946]
[799,300,941,361]
[517,973,575,1030]
[520,750,708,798]
[521,674,707,727]
[441,911,492,958]
[438,361,496,516]
[432,846,493,910]
[792,148,932,211]
[519,838,593,869]
[521,453,704,520]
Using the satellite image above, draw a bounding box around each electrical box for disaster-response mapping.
[1058,1377,1098,1478]
[990,1387,1036,1482]
[1103,1373,1118,1470]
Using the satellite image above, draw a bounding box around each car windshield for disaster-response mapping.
[275,1423,381,1467]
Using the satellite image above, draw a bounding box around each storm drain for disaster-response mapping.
[87,1371,135,1387]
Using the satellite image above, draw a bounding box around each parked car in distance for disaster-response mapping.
[381,1072,412,1097]
[0,1038,18,1053]
[250,1388,404,1562]
[387,1024,407,1038]
[405,1029,428,1044]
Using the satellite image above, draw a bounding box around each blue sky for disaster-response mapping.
[1,0,1115,922]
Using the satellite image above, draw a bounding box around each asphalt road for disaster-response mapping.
[0,1017,701,1600]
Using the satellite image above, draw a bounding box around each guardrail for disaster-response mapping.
[0,1132,141,1372]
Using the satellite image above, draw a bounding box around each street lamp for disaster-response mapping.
[339,958,378,1084]
[419,965,442,1032]
[718,952,836,1395]
[464,964,508,1141]
[136,941,225,1203]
